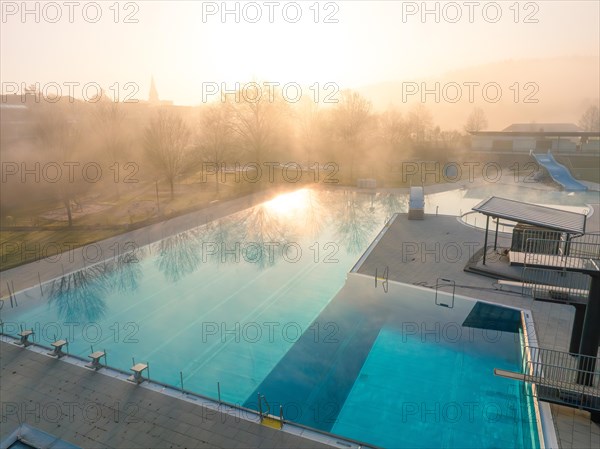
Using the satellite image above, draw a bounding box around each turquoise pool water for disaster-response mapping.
[4,189,392,403]
[426,183,599,217]
[242,271,540,448]
[1,187,575,447]
[332,327,538,448]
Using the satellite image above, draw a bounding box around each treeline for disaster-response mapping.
[0,85,490,224]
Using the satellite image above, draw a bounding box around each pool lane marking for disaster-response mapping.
[168,257,348,397]
[178,259,323,383]
[8,258,181,337]
[186,254,356,398]
[153,247,361,391]
[179,260,353,401]
[78,267,232,354]
[145,256,321,372]
[140,262,299,363]
[35,266,231,357]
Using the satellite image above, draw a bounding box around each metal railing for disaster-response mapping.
[515,228,565,254]
[524,238,600,272]
[521,267,591,304]
[523,346,600,410]
[570,232,600,259]
[460,211,516,234]
[519,230,600,258]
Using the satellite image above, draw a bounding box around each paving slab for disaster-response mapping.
[0,341,336,449]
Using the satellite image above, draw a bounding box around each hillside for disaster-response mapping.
[357,55,600,130]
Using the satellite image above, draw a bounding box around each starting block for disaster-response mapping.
[47,339,68,358]
[85,350,106,370]
[128,363,148,384]
[15,330,34,347]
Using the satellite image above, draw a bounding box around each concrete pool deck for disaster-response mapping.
[0,341,339,449]
[2,180,599,448]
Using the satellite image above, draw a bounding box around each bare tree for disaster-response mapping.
[144,109,191,200]
[378,193,405,223]
[32,102,89,227]
[295,95,323,164]
[331,90,373,180]
[440,130,465,149]
[92,98,128,199]
[374,108,409,174]
[335,191,378,254]
[464,107,488,132]
[239,204,294,269]
[156,229,202,282]
[579,105,600,132]
[196,103,233,195]
[48,266,108,322]
[408,104,433,142]
[228,83,286,166]
[303,189,327,239]
[378,108,407,150]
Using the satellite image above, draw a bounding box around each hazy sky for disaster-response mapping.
[1,1,599,105]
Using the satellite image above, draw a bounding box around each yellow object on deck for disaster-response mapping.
[261,416,282,429]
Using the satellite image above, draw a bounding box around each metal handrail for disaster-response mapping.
[435,278,455,308]
[521,266,591,304]
[524,238,600,272]
[496,345,600,411]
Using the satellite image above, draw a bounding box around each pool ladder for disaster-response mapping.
[258,393,270,417]
[257,393,284,429]
[435,278,455,308]
[375,267,389,293]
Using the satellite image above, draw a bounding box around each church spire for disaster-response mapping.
[149,76,159,103]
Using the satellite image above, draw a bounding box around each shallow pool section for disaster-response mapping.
[332,327,536,448]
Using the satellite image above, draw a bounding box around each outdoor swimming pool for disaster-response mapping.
[2,186,584,447]
[425,182,599,217]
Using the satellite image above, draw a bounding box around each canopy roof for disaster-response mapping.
[472,197,587,234]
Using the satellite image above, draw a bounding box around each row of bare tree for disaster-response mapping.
[1,84,598,226]
[142,88,482,200]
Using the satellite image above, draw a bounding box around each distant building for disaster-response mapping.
[470,123,600,153]
[149,76,159,103]
[0,102,30,146]
[147,77,173,106]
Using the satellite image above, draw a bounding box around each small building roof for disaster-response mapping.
[469,123,600,138]
[502,123,583,133]
[469,131,600,138]
[472,197,587,234]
